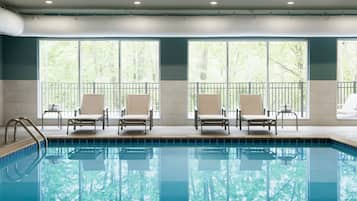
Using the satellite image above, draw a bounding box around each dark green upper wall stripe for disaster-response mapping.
[3,36,38,80]
[0,37,338,81]
[160,38,188,80]
[0,36,3,80]
[309,38,337,80]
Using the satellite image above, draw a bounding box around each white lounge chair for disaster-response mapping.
[337,94,357,117]
[119,148,153,171]
[239,148,276,171]
[237,95,277,135]
[195,148,229,171]
[68,148,105,171]
[194,94,230,134]
[119,95,153,134]
[67,94,108,134]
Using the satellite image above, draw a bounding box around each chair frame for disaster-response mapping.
[237,95,277,135]
[118,107,153,134]
[67,107,109,135]
[66,94,109,135]
[194,106,230,135]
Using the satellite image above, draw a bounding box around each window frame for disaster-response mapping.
[187,38,309,119]
[38,39,161,118]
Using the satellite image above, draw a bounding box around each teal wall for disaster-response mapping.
[309,38,337,80]
[160,38,188,80]
[0,36,3,79]
[0,36,339,81]
[2,36,38,80]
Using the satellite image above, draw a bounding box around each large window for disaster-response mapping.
[39,40,160,118]
[337,40,357,119]
[188,40,308,118]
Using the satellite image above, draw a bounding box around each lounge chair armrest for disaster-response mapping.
[194,107,198,129]
[74,108,81,117]
[149,108,153,120]
[103,107,109,116]
[149,107,153,116]
[237,108,242,118]
[264,109,270,117]
[221,107,226,117]
[236,108,242,128]
[121,107,126,117]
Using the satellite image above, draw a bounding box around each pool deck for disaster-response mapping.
[0,126,357,157]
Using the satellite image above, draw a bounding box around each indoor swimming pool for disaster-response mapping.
[0,141,356,201]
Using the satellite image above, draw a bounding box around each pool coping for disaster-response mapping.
[0,134,356,160]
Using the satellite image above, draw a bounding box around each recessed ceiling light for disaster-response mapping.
[45,0,53,4]
[287,1,295,5]
[210,1,218,6]
[134,1,141,5]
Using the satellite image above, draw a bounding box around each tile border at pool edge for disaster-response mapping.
[46,134,357,148]
[0,139,41,158]
[0,135,356,160]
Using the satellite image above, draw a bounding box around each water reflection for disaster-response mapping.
[0,145,356,201]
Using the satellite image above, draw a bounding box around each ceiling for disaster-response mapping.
[2,0,357,14]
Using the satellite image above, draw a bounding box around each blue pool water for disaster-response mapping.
[0,142,356,201]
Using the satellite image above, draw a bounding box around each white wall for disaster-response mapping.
[21,15,357,37]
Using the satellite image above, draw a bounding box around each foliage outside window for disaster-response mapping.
[39,40,160,118]
[188,40,308,118]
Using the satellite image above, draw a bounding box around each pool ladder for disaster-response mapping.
[4,117,48,151]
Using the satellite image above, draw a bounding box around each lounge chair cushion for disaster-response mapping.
[121,114,150,121]
[199,114,228,121]
[338,94,357,114]
[73,114,103,120]
[241,115,274,121]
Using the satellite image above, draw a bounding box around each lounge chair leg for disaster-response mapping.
[281,113,284,128]
[247,122,250,135]
[294,112,298,131]
[275,121,278,135]
[239,118,242,130]
[227,121,230,135]
[102,119,105,130]
[107,113,109,127]
[236,110,238,127]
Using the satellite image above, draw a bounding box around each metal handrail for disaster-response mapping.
[18,117,48,148]
[4,117,48,151]
[4,118,20,144]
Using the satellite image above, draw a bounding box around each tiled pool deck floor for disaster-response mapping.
[1,126,357,157]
